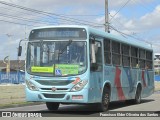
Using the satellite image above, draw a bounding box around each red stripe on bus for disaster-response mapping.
[142,71,146,87]
[114,67,125,100]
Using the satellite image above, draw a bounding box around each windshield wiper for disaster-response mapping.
[59,40,72,54]
[57,40,72,63]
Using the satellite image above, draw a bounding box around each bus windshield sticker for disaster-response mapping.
[55,69,62,76]
[31,66,54,73]
[55,64,79,75]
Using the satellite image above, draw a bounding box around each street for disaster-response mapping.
[0,93,160,117]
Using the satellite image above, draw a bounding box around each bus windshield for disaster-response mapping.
[26,41,87,76]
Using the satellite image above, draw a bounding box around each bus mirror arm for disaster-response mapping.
[18,39,28,57]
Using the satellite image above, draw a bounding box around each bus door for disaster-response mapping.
[89,39,103,102]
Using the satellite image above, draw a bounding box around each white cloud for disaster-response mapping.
[139,5,160,29]
[0,0,159,60]
[94,3,160,52]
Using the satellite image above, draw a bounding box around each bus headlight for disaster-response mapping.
[71,80,88,92]
[26,80,38,91]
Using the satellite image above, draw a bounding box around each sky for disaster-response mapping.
[0,0,159,60]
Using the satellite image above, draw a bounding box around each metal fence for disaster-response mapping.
[0,72,25,84]
[0,72,159,84]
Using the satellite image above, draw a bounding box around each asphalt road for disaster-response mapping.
[0,92,160,119]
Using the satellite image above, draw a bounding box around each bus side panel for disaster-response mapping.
[104,66,133,101]
[140,70,154,98]
[104,66,117,101]
[89,72,103,103]
[121,68,137,100]
[103,66,154,102]
[104,66,128,102]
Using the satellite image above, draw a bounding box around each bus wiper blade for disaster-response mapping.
[57,40,72,63]
[59,40,72,54]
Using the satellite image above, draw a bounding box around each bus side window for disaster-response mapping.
[90,39,102,71]
[95,41,102,71]
[104,39,111,64]
[131,46,139,68]
[146,51,153,69]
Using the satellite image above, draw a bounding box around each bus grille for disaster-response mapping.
[43,94,65,98]
[35,80,74,86]
[40,88,68,91]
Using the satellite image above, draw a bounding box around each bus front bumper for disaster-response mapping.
[25,88,90,103]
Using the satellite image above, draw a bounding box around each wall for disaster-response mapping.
[0,72,25,84]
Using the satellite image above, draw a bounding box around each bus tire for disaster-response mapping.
[46,102,59,111]
[98,87,110,111]
[134,85,141,104]
[125,99,132,105]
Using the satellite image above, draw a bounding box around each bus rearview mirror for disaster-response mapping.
[18,46,22,56]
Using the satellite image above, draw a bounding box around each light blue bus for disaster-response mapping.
[18,25,154,111]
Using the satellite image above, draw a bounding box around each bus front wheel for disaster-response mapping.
[46,102,59,111]
[98,87,110,111]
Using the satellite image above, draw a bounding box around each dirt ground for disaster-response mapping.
[0,84,26,107]
[0,82,160,108]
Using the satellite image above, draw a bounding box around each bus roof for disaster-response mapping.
[32,25,153,51]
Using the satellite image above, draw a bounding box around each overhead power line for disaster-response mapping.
[0,6,48,19]
[0,0,104,27]
[59,14,105,17]
[109,25,152,45]
[109,14,124,28]
[0,12,57,25]
[0,6,59,24]
[109,0,132,22]
[109,25,160,49]
[134,0,153,13]
[0,19,37,26]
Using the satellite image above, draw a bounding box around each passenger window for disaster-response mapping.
[139,59,145,69]
[131,58,138,68]
[104,52,111,64]
[131,46,139,68]
[139,49,146,69]
[112,41,120,54]
[146,51,153,69]
[146,51,152,60]
[146,61,152,69]
[112,41,121,66]
[131,47,138,57]
[104,39,111,64]
[122,56,130,67]
[112,54,121,65]
[122,44,130,55]
[104,39,110,51]
[122,44,130,67]
[139,49,145,59]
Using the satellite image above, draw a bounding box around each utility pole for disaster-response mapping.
[105,0,110,33]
